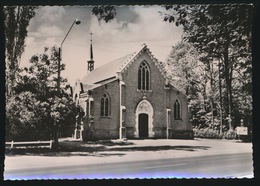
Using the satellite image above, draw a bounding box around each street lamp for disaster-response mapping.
[57,19,81,94]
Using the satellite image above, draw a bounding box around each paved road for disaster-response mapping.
[4,152,253,179]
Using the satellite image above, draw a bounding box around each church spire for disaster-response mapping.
[87,32,94,72]
[90,32,93,61]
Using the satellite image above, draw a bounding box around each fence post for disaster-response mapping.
[11,140,14,148]
[49,140,52,149]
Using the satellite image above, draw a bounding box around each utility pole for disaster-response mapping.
[57,19,81,94]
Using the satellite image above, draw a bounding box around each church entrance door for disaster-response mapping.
[138,113,148,138]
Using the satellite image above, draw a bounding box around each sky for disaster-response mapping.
[21,6,183,84]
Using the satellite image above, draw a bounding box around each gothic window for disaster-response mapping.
[174,99,181,120]
[101,93,110,116]
[138,61,150,91]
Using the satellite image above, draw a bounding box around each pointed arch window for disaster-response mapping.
[101,93,110,116]
[174,99,181,120]
[138,61,150,91]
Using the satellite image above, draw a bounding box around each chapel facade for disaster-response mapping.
[72,42,193,140]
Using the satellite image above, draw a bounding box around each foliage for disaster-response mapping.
[193,128,238,140]
[4,6,38,96]
[164,41,219,131]
[6,91,48,141]
[5,47,78,142]
[163,41,204,100]
[163,4,253,132]
[92,6,116,23]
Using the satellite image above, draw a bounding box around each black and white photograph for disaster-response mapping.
[4,3,254,179]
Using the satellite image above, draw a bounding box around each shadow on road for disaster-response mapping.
[107,145,210,152]
[5,139,210,157]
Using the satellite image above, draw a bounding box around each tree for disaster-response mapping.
[164,41,221,130]
[4,6,38,97]
[164,41,202,100]
[6,91,48,141]
[92,6,116,23]
[162,4,253,130]
[6,47,78,147]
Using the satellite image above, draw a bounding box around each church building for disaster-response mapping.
[72,37,193,140]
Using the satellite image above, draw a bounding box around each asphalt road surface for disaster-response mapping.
[4,152,253,179]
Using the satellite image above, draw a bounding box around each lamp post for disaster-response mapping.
[57,19,81,94]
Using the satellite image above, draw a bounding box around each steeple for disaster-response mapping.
[87,32,94,72]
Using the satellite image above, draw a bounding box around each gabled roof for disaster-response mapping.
[81,44,167,86]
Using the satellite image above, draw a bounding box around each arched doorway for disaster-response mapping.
[134,99,154,138]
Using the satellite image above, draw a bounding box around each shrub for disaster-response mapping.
[193,127,237,140]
